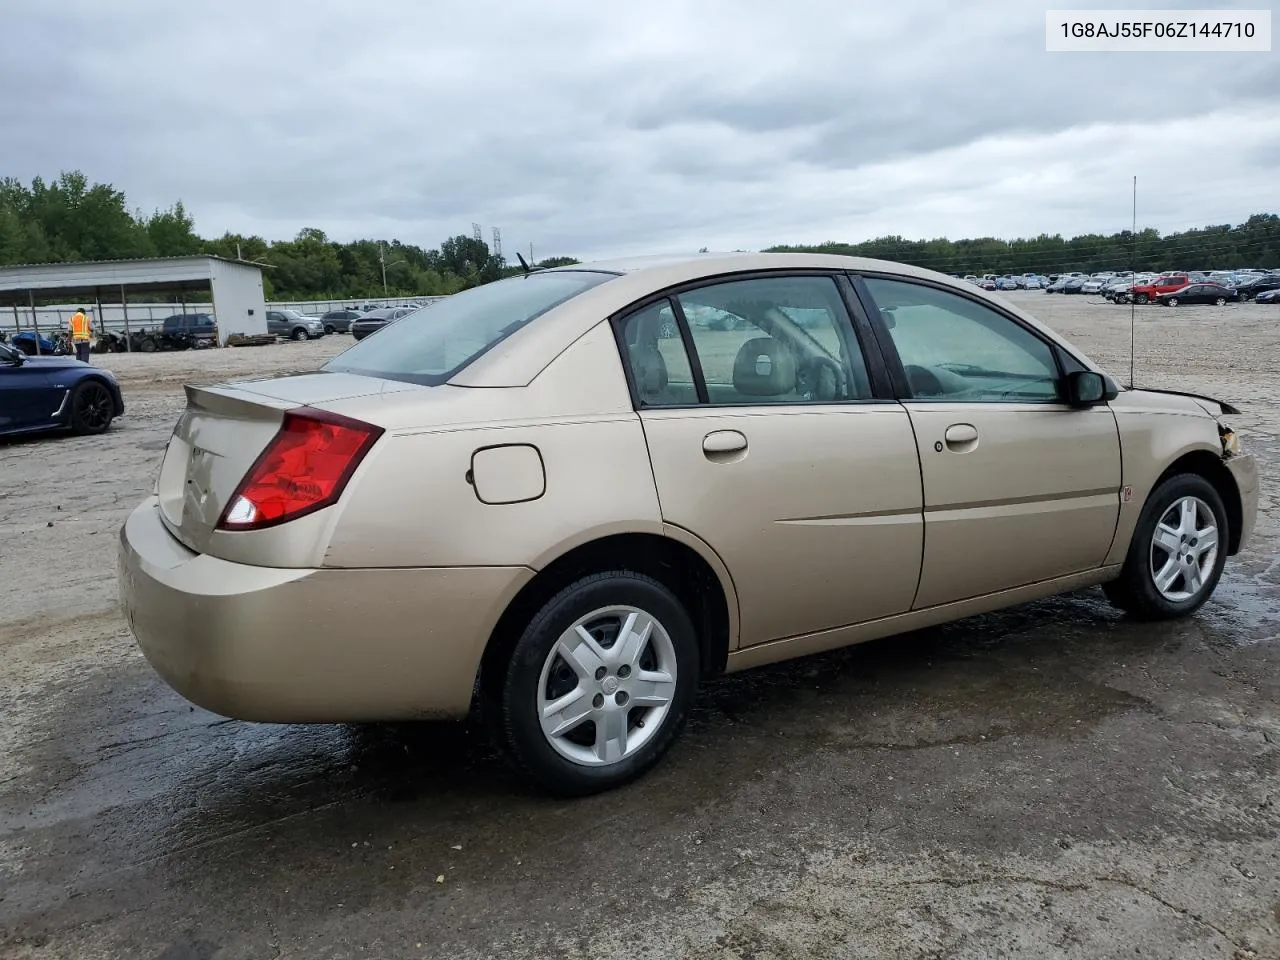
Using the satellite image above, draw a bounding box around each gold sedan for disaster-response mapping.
[119,253,1258,795]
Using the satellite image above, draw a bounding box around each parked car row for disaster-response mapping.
[1104,270,1280,307]
[955,267,1280,304]
[963,274,1047,291]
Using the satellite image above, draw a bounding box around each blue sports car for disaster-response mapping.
[0,340,124,437]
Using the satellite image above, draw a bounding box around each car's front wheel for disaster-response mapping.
[1215,297,1226,306]
[497,572,699,796]
[69,380,115,435]
[290,327,307,341]
[1103,473,1228,620]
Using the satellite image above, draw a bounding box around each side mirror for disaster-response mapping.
[1066,370,1115,407]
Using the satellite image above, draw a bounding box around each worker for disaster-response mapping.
[69,307,93,363]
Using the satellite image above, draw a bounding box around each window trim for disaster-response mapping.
[608,269,893,411]
[850,271,1078,405]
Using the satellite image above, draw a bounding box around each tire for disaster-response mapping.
[291,327,307,341]
[495,571,700,796]
[1215,297,1226,306]
[69,380,115,435]
[1166,298,1178,307]
[139,337,157,353]
[324,324,336,335]
[1102,473,1228,621]
[1135,294,1149,305]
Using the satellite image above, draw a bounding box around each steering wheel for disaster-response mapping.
[799,355,847,400]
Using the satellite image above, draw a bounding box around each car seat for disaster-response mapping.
[732,338,797,400]
[629,309,678,406]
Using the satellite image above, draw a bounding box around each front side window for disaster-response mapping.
[862,277,1061,403]
[326,270,615,385]
[674,275,871,405]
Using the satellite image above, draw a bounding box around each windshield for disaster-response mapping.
[324,270,616,385]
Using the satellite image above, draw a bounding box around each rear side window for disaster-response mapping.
[618,301,697,406]
[325,271,615,386]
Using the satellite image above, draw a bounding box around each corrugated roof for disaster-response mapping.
[0,254,252,271]
[0,255,265,307]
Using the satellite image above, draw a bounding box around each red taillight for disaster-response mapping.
[216,409,384,531]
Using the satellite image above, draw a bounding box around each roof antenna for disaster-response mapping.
[516,251,533,275]
[1129,174,1137,389]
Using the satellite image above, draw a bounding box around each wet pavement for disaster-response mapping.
[2,297,1278,959]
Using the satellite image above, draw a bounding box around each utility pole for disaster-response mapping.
[379,241,404,298]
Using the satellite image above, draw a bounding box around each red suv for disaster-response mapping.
[1126,275,1190,304]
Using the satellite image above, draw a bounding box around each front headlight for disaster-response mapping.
[1219,424,1240,457]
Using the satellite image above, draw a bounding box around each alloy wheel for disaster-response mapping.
[75,384,112,431]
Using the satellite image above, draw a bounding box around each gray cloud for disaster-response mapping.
[1,0,1277,261]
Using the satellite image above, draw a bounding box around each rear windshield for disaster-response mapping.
[324,270,615,385]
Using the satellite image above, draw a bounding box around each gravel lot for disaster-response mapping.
[2,292,1278,959]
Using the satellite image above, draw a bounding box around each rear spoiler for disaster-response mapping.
[1127,387,1241,416]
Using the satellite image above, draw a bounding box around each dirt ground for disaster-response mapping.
[1,292,1278,959]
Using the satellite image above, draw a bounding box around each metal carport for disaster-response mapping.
[0,256,268,349]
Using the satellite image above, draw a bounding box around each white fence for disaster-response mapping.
[4,296,448,336]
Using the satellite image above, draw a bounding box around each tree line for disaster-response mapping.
[769,215,1280,275]
[2,171,1277,301]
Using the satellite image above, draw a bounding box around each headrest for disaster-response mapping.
[632,307,665,345]
[732,338,796,396]
[631,343,668,394]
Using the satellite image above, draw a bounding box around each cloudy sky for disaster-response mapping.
[3,0,1276,260]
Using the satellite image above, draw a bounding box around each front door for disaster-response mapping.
[618,273,925,647]
[0,346,59,429]
[856,275,1122,609]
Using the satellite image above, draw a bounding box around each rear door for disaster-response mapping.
[619,272,924,647]
[854,274,1121,609]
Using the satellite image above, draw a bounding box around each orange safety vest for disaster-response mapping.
[70,312,92,341]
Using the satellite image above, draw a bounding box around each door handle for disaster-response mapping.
[943,423,979,452]
[703,430,747,456]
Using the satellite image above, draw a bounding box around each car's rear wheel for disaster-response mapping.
[290,327,307,341]
[497,572,699,796]
[324,324,336,335]
[1215,297,1226,306]
[139,337,157,353]
[1103,473,1227,620]
[1135,294,1149,304]
[69,380,115,435]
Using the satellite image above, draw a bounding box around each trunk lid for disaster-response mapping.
[156,373,415,554]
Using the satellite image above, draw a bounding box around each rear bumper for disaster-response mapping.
[1226,453,1259,553]
[118,498,533,722]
